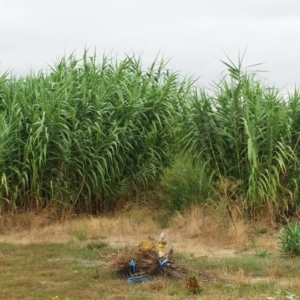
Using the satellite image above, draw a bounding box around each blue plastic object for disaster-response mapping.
[158,259,169,272]
[129,259,136,274]
[127,276,151,283]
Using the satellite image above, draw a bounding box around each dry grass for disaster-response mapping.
[145,278,166,291]
[0,205,279,256]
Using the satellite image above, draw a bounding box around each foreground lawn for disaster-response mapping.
[0,241,300,300]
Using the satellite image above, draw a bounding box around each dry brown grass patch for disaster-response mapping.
[145,278,166,291]
[170,205,224,240]
[0,203,280,258]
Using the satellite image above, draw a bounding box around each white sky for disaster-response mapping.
[1,0,300,91]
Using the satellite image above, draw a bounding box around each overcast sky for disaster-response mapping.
[1,0,300,91]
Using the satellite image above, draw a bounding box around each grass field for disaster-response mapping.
[0,207,300,300]
[1,237,300,299]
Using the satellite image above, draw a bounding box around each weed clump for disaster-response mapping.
[279,221,300,257]
[186,276,203,294]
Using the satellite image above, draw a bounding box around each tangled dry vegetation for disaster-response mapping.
[104,238,221,284]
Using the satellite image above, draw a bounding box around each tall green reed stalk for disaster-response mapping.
[181,56,300,219]
[0,52,191,213]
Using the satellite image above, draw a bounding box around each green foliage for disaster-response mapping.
[253,227,268,235]
[3,50,300,220]
[180,54,300,218]
[255,249,269,258]
[279,221,300,257]
[0,51,192,213]
[159,157,209,211]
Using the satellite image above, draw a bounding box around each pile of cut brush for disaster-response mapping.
[104,233,218,282]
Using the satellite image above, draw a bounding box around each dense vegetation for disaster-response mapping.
[0,53,191,213]
[180,57,300,219]
[1,52,300,219]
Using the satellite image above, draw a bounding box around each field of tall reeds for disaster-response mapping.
[0,53,191,213]
[1,52,300,219]
[180,56,300,220]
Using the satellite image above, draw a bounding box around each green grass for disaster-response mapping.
[1,242,300,299]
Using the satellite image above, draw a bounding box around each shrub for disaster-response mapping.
[159,157,203,212]
[279,221,300,257]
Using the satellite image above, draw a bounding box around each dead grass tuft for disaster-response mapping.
[146,278,166,291]
[0,206,73,234]
[104,246,133,275]
[227,220,252,250]
[234,268,247,282]
[170,205,223,240]
[168,205,238,255]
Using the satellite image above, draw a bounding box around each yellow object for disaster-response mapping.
[138,240,167,256]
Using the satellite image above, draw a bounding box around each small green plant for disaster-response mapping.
[255,249,269,258]
[279,221,300,257]
[254,226,268,235]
